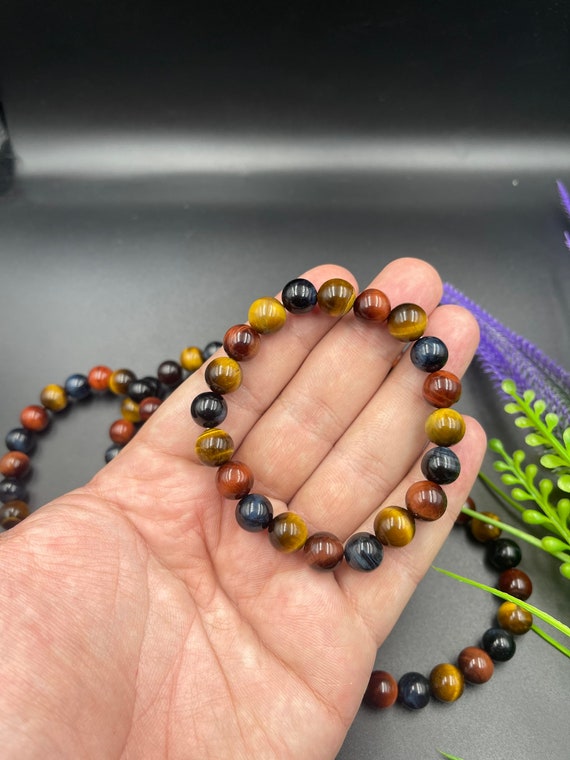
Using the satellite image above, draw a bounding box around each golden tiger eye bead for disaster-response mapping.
[470,511,502,542]
[373,506,416,547]
[429,663,464,702]
[195,429,235,466]
[0,451,31,479]
[422,370,462,408]
[425,408,466,446]
[121,397,141,423]
[405,480,447,521]
[109,369,136,396]
[40,384,68,412]
[497,601,533,634]
[180,346,204,372]
[268,511,308,552]
[317,278,356,316]
[216,460,254,500]
[205,357,242,394]
[304,532,344,569]
[387,303,427,342]
[223,324,262,361]
[248,297,287,334]
[0,500,30,529]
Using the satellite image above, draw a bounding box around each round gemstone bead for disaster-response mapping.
[429,663,464,702]
[140,376,161,397]
[139,396,162,421]
[121,397,141,423]
[470,511,502,543]
[180,346,204,372]
[497,601,533,634]
[344,532,384,571]
[317,278,356,316]
[248,297,287,334]
[40,384,68,412]
[353,288,391,322]
[281,278,318,314]
[482,628,516,661]
[109,419,136,445]
[0,478,28,504]
[109,369,136,396]
[410,336,449,372]
[405,480,447,521]
[0,500,29,529]
[421,446,461,485]
[457,646,494,684]
[195,428,235,467]
[486,538,522,570]
[497,568,533,600]
[5,428,36,454]
[0,452,31,479]
[205,357,242,394]
[202,341,223,359]
[127,379,157,403]
[157,360,183,387]
[397,672,431,710]
[268,512,308,553]
[236,494,273,532]
[64,374,91,401]
[105,444,122,463]
[20,405,50,432]
[87,365,113,391]
[303,532,344,570]
[373,506,416,546]
[422,370,462,408]
[191,392,228,428]
[364,670,398,708]
[425,408,466,446]
[223,324,262,361]
[216,460,254,500]
[387,303,427,342]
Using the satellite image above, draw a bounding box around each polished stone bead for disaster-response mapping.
[87,365,113,392]
[121,397,141,423]
[195,429,234,466]
[223,324,262,361]
[422,370,462,408]
[216,460,254,500]
[40,384,68,412]
[497,568,533,600]
[139,396,162,421]
[410,336,449,372]
[0,478,28,504]
[397,672,431,709]
[269,511,308,552]
[64,374,91,401]
[281,278,318,313]
[0,500,29,529]
[429,663,464,702]
[469,511,502,543]
[455,495,475,525]
[20,404,50,432]
[109,419,136,445]
[236,493,273,531]
[105,444,122,463]
[5,428,36,454]
[248,297,287,333]
[420,446,461,485]
[205,357,243,394]
[180,346,204,372]
[344,532,384,571]
[405,480,447,521]
[317,278,356,316]
[364,670,398,708]
[486,538,522,570]
[191,392,228,428]
[425,408,466,446]
[157,360,183,387]
[140,376,162,397]
[387,303,427,342]
[497,601,533,634]
[109,369,136,396]
[457,646,494,684]
[303,532,344,570]
[373,506,416,546]
[127,379,157,403]
[353,288,391,322]
[0,452,31,479]
[482,628,516,661]
[202,341,223,359]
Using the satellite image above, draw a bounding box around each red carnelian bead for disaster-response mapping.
[0,500,29,529]
[216,460,254,500]
[405,480,447,521]
[0,452,31,479]
[223,324,262,362]
[364,670,398,708]
[353,289,391,322]
[422,370,462,408]
[498,568,533,600]
[20,405,50,432]
[109,419,136,445]
[139,397,162,421]
[303,532,344,570]
[457,646,494,684]
[88,365,113,391]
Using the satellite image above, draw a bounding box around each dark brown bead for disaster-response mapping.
[422,370,462,408]
[223,324,262,362]
[303,532,344,570]
[139,396,162,421]
[405,480,447,521]
[364,670,398,708]
[457,646,494,684]
[216,460,254,499]
[0,451,31,479]
[497,568,533,600]
[470,511,502,542]
[0,500,29,529]
[109,419,136,445]
[20,404,50,432]
[157,360,183,387]
[353,288,391,322]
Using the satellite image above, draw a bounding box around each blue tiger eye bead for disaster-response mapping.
[344,532,384,571]
[482,628,516,661]
[5,428,36,454]
[421,446,461,484]
[190,392,228,428]
[64,373,91,401]
[105,444,122,463]
[281,278,318,314]
[202,341,223,359]
[410,336,449,373]
[236,494,273,532]
[397,672,431,709]
[0,478,28,504]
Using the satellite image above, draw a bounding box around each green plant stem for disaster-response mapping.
[510,387,570,467]
[478,471,525,515]
[438,753,465,760]
[531,623,570,657]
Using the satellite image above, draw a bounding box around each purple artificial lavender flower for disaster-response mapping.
[442,283,570,430]
[557,180,570,220]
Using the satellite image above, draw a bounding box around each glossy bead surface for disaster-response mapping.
[180,346,204,372]
[303,532,344,570]
[405,480,447,521]
[421,446,461,485]
[470,511,502,543]
[20,404,50,432]
[223,324,261,361]
[387,303,427,342]
[109,369,136,396]
[353,288,391,322]
[248,297,287,334]
[202,341,223,359]
[425,408,466,446]
[216,460,254,500]
[157,360,183,387]
[497,601,533,634]
[422,370,462,408]
[0,478,28,503]
[191,392,228,428]
[105,444,122,463]
[0,500,29,529]
[40,384,68,412]
[64,373,91,401]
[139,396,162,421]
[205,357,242,394]
[457,646,494,684]
[140,376,162,397]
[195,428,235,466]
[364,670,398,708]
[127,379,156,403]
[109,419,136,445]
[482,628,516,661]
[236,494,273,532]
[0,452,31,479]
[344,532,384,571]
[373,506,416,546]
[317,278,356,316]
[486,538,522,570]
[497,568,533,600]
[121,397,141,423]
[410,336,449,372]
[5,428,36,454]
[281,278,318,313]
[398,672,431,710]
[88,365,113,391]
[429,663,464,702]
[268,512,308,552]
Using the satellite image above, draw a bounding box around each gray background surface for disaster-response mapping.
[1,2,569,758]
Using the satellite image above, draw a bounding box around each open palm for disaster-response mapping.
[0,259,485,760]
